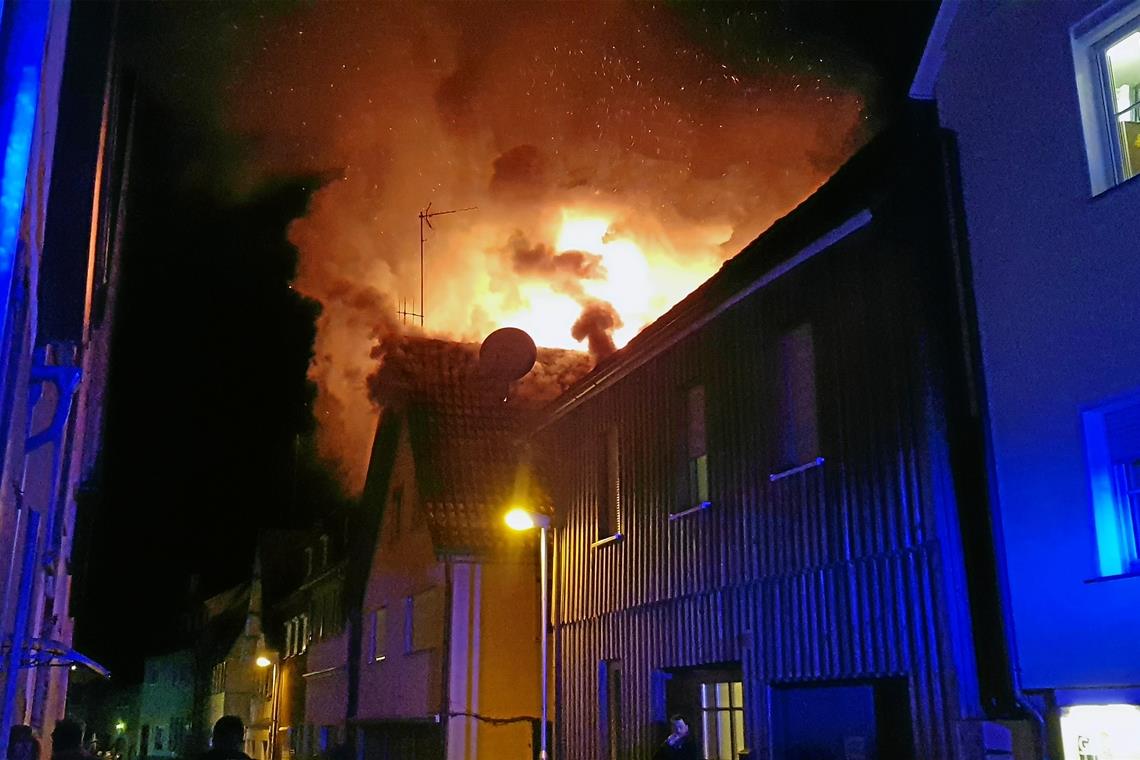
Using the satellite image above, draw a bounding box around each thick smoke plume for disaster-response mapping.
[572,302,624,359]
[218,1,872,489]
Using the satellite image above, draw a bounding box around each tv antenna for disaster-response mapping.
[406,202,477,328]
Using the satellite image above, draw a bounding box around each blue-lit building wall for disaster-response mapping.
[933,0,1140,698]
[0,0,128,755]
[0,0,72,754]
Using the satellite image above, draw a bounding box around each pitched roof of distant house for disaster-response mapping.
[199,582,252,665]
[370,336,591,557]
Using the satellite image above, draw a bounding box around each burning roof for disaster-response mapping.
[368,335,590,555]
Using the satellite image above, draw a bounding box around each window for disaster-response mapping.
[775,323,819,470]
[319,727,332,754]
[210,662,226,694]
[170,720,186,754]
[372,607,388,661]
[304,547,313,578]
[686,385,710,508]
[154,727,164,752]
[299,614,310,653]
[597,426,621,539]
[407,587,444,652]
[1103,29,1140,182]
[1084,394,1140,576]
[1060,703,1140,760]
[319,534,330,569]
[285,620,295,657]
[699,680,745,760]
[601,660,623,760]
[1073,4,1140,192]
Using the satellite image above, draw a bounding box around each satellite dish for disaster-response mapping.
[479,327,537,381]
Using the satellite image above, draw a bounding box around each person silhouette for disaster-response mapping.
[198,717,251,760]
[654,714,699,760]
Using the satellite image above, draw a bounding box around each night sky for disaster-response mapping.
[72,1,936,678]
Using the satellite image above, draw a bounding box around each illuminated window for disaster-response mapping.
[1083,395,1140,576]
[775,323,819,470]
[1104,26,1140,183]
[1073,5,1140,192]
[686,385,710,508]
[596,426,621,539]
[699,680,746,760]
[1060,703,1140,760]
[372,607,387,662]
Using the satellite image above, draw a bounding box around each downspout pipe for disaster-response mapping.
[934,119,1048,757]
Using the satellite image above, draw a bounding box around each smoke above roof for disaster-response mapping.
[181,1,877,489]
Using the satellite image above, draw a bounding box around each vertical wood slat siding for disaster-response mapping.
[555,547,950,759]
[542,174,969,758]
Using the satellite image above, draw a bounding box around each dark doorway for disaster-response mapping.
[770,679,913,760]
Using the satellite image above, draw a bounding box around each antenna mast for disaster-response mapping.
[412,202,477,328]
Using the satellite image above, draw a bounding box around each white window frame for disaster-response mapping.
[1072,0,1140,194]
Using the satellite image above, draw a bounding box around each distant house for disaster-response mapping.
[138,651,193,760]
[915,1,1140,758]
[349,338,589,760]
[196,571,275,760]
[272,531,349,760]
[533,123,1019,760]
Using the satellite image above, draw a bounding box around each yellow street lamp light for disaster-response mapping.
[504,507,551,532]
[255,656,271,668]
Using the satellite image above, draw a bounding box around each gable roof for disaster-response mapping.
[541,119,934,424]
[372,336,590,556]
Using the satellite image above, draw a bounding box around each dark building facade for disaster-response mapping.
[536,123,1010,760]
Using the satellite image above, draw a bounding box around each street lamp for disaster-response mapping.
[255,656,271,669]
[504,507,552,760]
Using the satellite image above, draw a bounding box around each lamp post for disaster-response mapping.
[504,507,552,760]
[255,654,276,760]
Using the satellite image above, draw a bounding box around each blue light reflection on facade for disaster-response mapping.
[0,0,52,341]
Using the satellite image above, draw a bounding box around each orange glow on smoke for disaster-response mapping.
[472,208,730,351]
[225,1,872,488]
